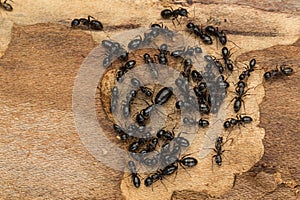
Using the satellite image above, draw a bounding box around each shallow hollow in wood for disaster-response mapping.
[91,47,266,199]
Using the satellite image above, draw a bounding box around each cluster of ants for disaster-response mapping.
[2,1,294,191]
[95,7,295,189]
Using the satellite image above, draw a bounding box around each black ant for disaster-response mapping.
[162,153,198,169]
[186,22,213,45]
[144,163,178,187]
[216,74,230,90]
[127,35,143,50]
[175,100,195,112]
[205,25,227,45]
[113,124,130,141]
[155,44,169,65]
[101,40,128,68]
[116,60,136,82]
[128,161,141,188]
[154,87,174,105]
[121,89,137,118]
[182,117,209,128]
[239,59,256,81]
[71,16,103,31]
[143,53,159,79]
[191,70,203,83]
[170,46,202,58]
[230,85,250,113]
[144,137,159,153]
[174,135,190,148]
[181,58,193,80]
[128,138,145,153]
[161,7,189,25]
[221,47,234,72]
[150,23,174,39]
[212,136,224,166]
[156,128,174,141]
[130,78,153,97]
[175,74,190,96]
[0,0,12,11]
[110,86,118,113]
[204,55,225,74]
[223,114,253,129]
[128,31,157,50]
[205,135,233,169]
[264,65,294,80]
[134,87,173,126]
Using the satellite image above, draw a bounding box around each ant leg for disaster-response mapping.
[159,179,169,191]
[171,18,177,28]
[227,39,241,49]
[226,96,237,110]
[241,98,246,113]
[211,155,216,171]
[178,163,192,178]
[87,15,95,21]
[223,136,234,146]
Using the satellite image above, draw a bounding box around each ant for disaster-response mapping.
[230,84,250,113]
[161,7,189,25]
[175,74,190,96]
[150,23,174,39]
[239,59,256,81]
[183,117,209,128]
[128,31,157,50]
[110,86,118,113]
[130,78,153,97]
[121,90,136,118]
[205,25,227,45]
[116,60,136,82]
[128,138,145,153]
[204,134,233,169]
[144,137,159,153]
[0,0,12,11]
[175,99,195,112]
[221,47,234,72]
[128,161,141,188]
[212,137,224,166]
[181,58,193,80]
[156,128,174,141]
[113,124,130,141]
[216,74,230,90]
[170,46,202,58]
[154,87,174,105]
[144,163,178,187]
[155,44,169,65]
[204,55,225,74]
[71,16,103,31]
[101,40,128,68]
[135,87,173,126]
[223,114,253,129]
[264,65,294,80]
[186,22,213,45]
[143,53,159,79]
[174,135,190,148]
[191,70,203,83]
[163,153,198,169]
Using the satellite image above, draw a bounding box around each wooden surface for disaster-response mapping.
[0,0,299,199]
